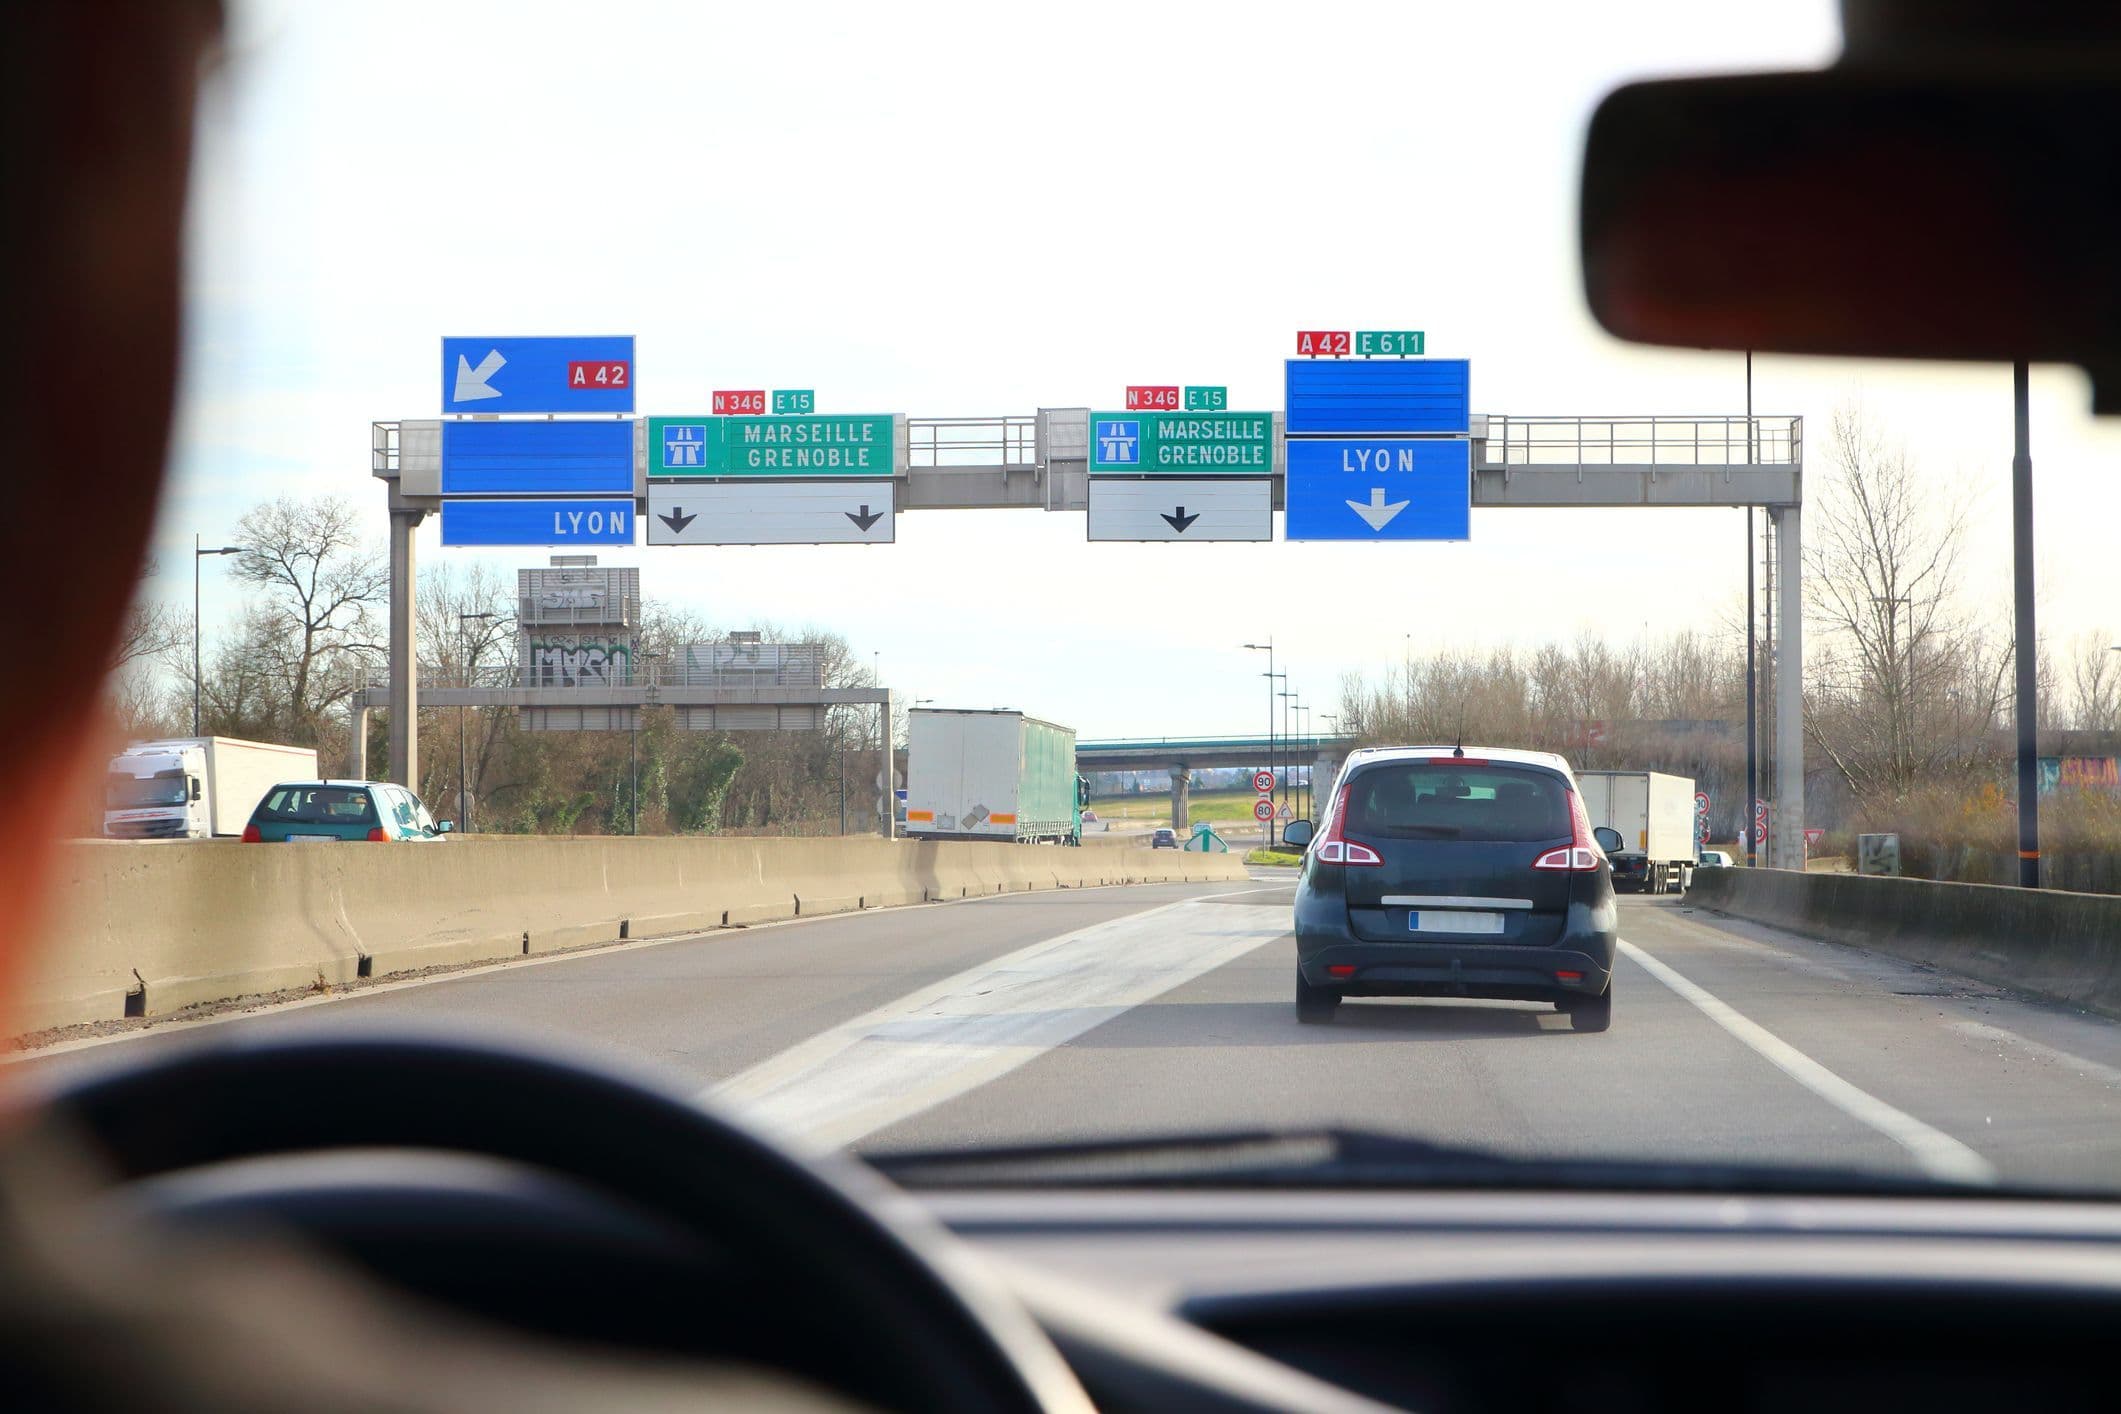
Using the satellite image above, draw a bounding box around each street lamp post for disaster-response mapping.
[456,611,496,831]
[1294,702,1309,817]
[1272,686,1289,818]
[1242,641,1275,845]
[1318,712,1339,818]
[1270,674,1290,829]
[192,537,245,735]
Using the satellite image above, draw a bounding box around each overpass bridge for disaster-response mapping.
[1077,735,1353,830]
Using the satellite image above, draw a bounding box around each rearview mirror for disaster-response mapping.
[1581,67,2121,407]
[1592,826,1625,854]
[190,780,202,803]
[1283,819,1314,848]
[436,820,456,834]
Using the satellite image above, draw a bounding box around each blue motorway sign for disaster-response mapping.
[440,336,635,414]
[1284,357,1470,435]
[440,420,633,495]
[1284,438,1471,541]
[439,499,636,547]
[1092,417,1141,465]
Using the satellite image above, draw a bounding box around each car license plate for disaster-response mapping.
[1409,910,1504,934]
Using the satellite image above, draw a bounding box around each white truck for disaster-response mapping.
[1576,769,1699,894]
[103,737,320,840]
[903,709,1084,845]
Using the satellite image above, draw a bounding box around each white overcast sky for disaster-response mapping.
[153,0,2121,739]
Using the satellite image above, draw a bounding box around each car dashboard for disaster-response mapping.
[928,1186,2120,1412]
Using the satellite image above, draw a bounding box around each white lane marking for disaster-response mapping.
[1619,938,1997,1185]
[712,895,1289,1149]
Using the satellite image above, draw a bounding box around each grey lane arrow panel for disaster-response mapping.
[1085,477,1272,542]
[647,482,896,545]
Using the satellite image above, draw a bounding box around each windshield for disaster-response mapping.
[258,787,376,826]
[32,0,2121,1207]
[105,773,187,810]
[1342,763,1572,842]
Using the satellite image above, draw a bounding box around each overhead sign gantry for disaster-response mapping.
[374,327,1810,869]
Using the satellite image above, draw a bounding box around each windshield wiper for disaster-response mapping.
[866,1127,2008,1198]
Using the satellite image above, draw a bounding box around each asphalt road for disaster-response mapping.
[16,876,2121,1192]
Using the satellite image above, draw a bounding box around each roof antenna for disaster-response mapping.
[1453,704,1466,758]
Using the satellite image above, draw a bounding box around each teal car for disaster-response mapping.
[241,781,455,843]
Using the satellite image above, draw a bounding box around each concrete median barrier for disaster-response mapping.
[1690,866,2121,1019]
[13,837,1243,1034]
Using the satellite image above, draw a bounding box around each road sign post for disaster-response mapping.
[1284,440,1471,540]
[441,336,634,414]
[647,482,894,545]
[1355,330,1425,356]
[1086,479,1270,541]
[1285,358,1470,435]
[648,414,898,478]
[1089,412,1273,473]
[440,421,634,495]
[440,500,635,547]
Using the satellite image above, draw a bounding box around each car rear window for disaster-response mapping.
[1342,763,1571,843]
[257,785,378,826]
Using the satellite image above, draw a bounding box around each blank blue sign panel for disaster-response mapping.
[440,420,634,494]
[1284,358,1470,435]
[440,336,635,414]
[440,500,636,547]
[1284,438,1471,541]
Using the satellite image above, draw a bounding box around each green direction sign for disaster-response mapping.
[772,389,815,414]
[1089,411,1273,474]
[1183,385,1228,411]
[1355,329,1425,356]
[649,414,896,477]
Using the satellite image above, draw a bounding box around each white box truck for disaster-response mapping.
[1576,770,1698,894]
[103,737,321,840]
[903,709,1083,845]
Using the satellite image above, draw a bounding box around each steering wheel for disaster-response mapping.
[33,1036,1091,1413]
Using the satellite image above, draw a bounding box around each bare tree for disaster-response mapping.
[113,598,180,673]
[1802,405,2004,801]
[2067,630,2120,732]
[228,496,388,739]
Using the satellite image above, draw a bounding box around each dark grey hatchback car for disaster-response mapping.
[1285,747,1619,1031]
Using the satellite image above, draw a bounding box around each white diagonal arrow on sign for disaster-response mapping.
[453,348,507,402]
[1346,487,1409,531]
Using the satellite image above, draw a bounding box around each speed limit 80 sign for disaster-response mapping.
[1253,798,1276,822]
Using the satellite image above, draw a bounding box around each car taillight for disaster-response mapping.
[240,823,262,843]
[366,826,388,842]
[1532,788,1604,871]
[1313,784,1384,867]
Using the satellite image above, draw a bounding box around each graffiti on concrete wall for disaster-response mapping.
[523,636,634,688]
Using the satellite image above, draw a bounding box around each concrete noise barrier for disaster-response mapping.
[13,837,1245,1034]
[1689,866,2121,1019]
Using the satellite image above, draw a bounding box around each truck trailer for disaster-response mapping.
[103,737,321,840]
[903,709,1084,845]
[1575,769,1699,893]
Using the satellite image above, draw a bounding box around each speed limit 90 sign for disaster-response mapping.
[1252,770,1276,794]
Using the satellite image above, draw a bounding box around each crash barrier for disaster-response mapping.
[16,838,1246,1034]
[1689,867,2121,1019]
